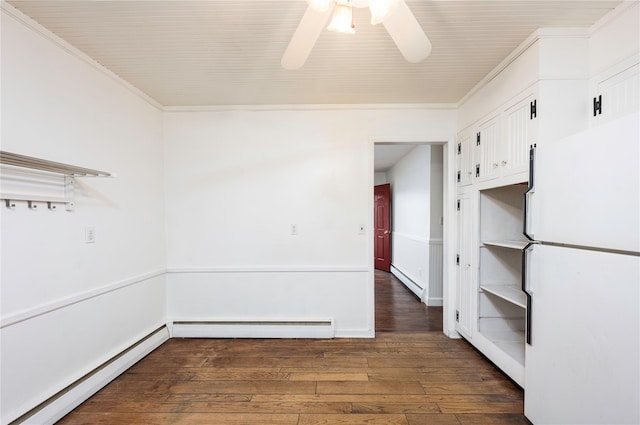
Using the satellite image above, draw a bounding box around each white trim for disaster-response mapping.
[0,269,165,328]
[165,266,369,273]
[1,2,163,111]
[392,231,430,244]
[426,297,443,307]
[7,325,169,425]
[163,103,458,112]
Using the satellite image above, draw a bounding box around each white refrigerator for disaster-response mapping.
[523,112,639,424]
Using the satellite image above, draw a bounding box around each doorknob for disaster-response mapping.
[384,230,390,234]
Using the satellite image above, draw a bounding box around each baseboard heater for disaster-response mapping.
[9,325,169,425]
[170,318,335,339]
[390,265,424,299]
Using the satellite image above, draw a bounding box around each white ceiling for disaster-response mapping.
[6,0,621,107]
[374,144,418,172]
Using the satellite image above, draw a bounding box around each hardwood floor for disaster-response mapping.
[57,271,529,424]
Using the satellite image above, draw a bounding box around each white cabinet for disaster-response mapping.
[592,60,639,125]
[503,93,537,176]
[455,192,475,338]
[455,129,474,186]
[474,115,501,183]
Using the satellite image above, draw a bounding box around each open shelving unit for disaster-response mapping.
[478,183,528,369]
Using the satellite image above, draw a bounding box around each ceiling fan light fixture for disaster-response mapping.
[306,0,333,13]
[368,0,400,25]
[327,2,355,34]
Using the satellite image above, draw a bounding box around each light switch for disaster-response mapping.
[85,226,96,243]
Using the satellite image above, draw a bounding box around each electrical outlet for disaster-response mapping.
[85,226,96,243]
[358,224,366,235]
[291,224,298,235]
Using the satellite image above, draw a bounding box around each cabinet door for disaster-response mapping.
[504,94,536,176]
[475,116,501,182]
[592,62,639,125]
[456,130,474,186]
[456,194,474,337]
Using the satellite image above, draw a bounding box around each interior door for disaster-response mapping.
[374,184,391,272]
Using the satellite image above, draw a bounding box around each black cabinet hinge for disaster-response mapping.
[455,310,460,322]
[475,163,480,177]
[593,95,602,116]
[456,254,460,265]
[476,132,481,146]
[456,200,460,211]
[530,99,537,119]
[457,142,461,155]
[456,171,461,182]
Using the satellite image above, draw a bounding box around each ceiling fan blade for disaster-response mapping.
[281,4,334,70]
[382,1,431,63]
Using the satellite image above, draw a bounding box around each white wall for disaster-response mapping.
[163,108,456,337]
[0,9,166,423]
[386,145,431,297]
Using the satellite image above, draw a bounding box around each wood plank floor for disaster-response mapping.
[57,271,530,424]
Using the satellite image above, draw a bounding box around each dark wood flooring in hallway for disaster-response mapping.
[57,271,529,425]
[375,270,443,333]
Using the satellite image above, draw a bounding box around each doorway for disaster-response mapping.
[373,142,446,311]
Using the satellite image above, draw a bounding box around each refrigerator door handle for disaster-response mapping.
[522,243,534,345]
[523,144,536,241]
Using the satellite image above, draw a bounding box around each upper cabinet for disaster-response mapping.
[591,60,639,125]
[457,30,592,189]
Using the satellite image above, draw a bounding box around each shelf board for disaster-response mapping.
[480,284,527,308]
[482,240,529,250]
[480,330,525,366]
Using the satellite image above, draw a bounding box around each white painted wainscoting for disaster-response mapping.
[0,273,167,425]
[166,267,373,338]
[428,239,444,306]
[390,232,429,299]
[390,234,443,306]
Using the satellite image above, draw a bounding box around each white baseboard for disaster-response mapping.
[169,318,334,339]
[12,325,170,425]
[426,297,443,307]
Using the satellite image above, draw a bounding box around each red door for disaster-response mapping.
[374,184,391,272]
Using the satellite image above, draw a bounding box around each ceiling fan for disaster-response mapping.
[281,0,432,70]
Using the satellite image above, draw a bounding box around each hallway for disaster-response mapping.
[56,273,529,425]
[375,270,442,333]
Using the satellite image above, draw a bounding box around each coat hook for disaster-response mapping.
[5,199,16,209]
[47,202,57,211]
[28,201,38,210]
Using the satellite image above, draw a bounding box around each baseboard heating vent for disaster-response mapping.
[169,319,334,339]
[9,325,169,425]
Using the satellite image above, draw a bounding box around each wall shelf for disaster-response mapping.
[480,283,527,309]
[0,151,111,177]
[0,151,112,210]
[482,240,529,250]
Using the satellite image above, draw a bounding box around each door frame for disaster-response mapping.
[369,137,458,338]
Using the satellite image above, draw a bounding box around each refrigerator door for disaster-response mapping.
[526,112,639,253]
[524,244,639,424]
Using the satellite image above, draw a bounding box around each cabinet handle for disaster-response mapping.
[523,144,536,241]
[522,244,534,345]
[501,160,507,166]
[492,162,499,168]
